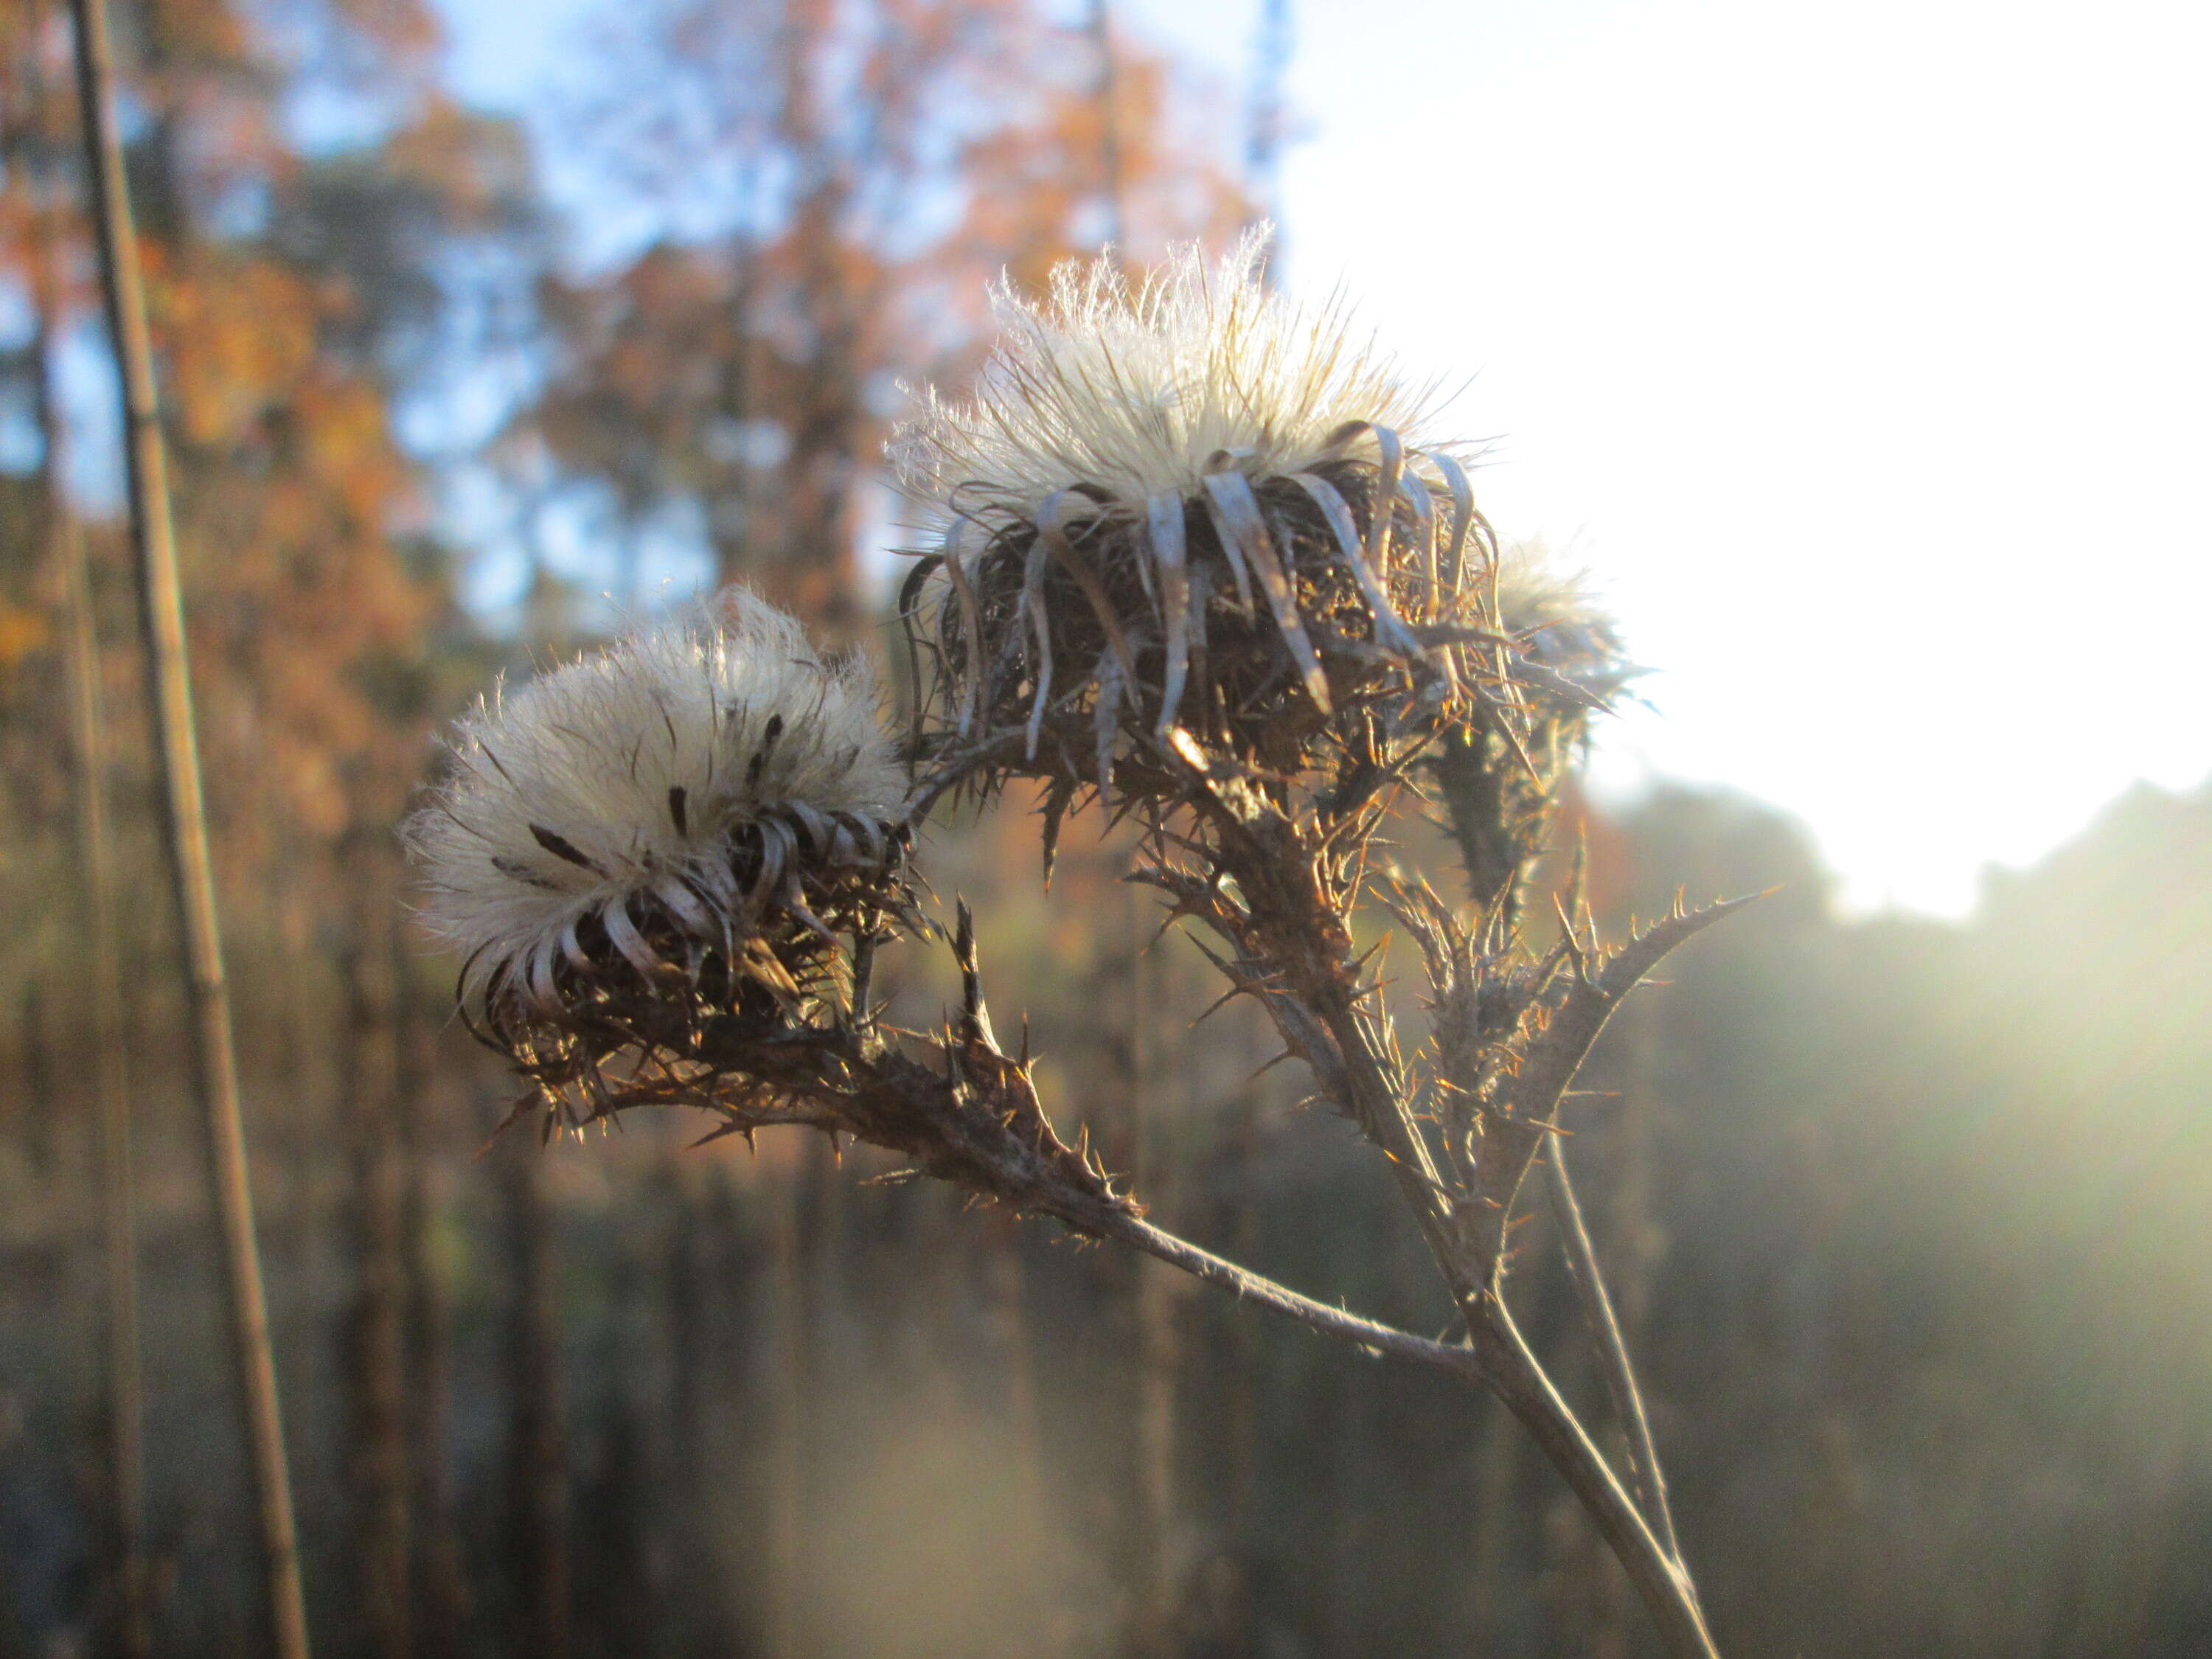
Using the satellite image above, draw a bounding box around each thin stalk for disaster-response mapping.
[1061,1203,1488,1385]
[1192,811,1719,1655]
[501,1138,569,1659]
[62,505,150,1659]
[1316,1006,1716,1658]
[66,4,310,1656]
[985,1209,1045,1545]
[1324,1012,1715,1655]
[1088,0,1125,251]
[1242,0,1291,265]
[1475,1297,1718,1659]
[1545,1140,1686,1569]
[1061,1174,1721,1655]
[1126,877,1178,1654]
[342,914,412,1659]
[392,918,467,1658]
[26,41,147,1646]
[768,1169,803,1659]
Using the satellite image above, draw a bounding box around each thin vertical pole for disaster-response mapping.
[64,3,311,1655]
[25,21,149,1644]
[1245,0,1292,279]
[1127,876,1177,1654]
[501,1140,570,1659]
[1088,0,1125,250]
[768,1166,803,1659]
[61,488,152,1659]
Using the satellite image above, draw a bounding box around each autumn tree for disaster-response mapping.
[515,0,1249,636]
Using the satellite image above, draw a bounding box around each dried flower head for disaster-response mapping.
[1430,543,1632,917]
[404,588,913,1121]
[1492,540,1626,695]
[894,229,1509,806]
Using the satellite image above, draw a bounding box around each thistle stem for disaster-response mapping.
[1318,1002,1717,1655]
[1051,1181,1721,1657]
[1545,1138,1688,1571]
[1473,1294,1719,1659]
[1180,802,1724,1656]
[1064,1200,1493,1385]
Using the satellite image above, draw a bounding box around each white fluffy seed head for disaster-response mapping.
[1492,542,1605,635]
[1492,540,1624,681]
[404,588,905,1006]
[892,227,1445,523]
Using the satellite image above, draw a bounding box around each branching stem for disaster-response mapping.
[1150,785,1731,1656]
[1472,1293,1719,1658]
[1546,1138,1688,1571]
[1042,1130,1720,1658]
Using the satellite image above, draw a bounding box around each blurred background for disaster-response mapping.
[1,1,2207,1656]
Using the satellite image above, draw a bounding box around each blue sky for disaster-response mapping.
[437,0,2212,914]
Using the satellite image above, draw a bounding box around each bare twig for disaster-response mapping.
[67,3,310,1654]
[655,963,1711,1649]
[1088,0,1124,251]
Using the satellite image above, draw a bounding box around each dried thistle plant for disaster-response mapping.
[893,231,1581,815]
[896,244,1735,1657]
[411,248,1742,1659]
[406,590,1488,1343]
[405,590,917,1130]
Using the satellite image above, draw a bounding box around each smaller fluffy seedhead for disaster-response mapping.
[1429,542,1632,919]
[895,232,1526,808]
[406,590,913,1121]
[1491,540,1627,699]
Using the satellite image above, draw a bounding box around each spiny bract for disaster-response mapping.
[891,226,1444,518]
[404,588,905,1015]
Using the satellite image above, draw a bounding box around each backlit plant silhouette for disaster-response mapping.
[409,234,1739,1658]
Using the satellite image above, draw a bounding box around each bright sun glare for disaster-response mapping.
[1140,0,2212,915]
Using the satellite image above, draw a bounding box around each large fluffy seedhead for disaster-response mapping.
[894,232,1523,808]
[894,228,1441,512]
[406,589,913,1120]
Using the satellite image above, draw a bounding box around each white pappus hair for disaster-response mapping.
[1492,540,1614,648]
[892,227,1446,521]
[404,588,906,1009]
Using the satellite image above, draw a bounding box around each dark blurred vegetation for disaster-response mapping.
[1,1,2207,1655]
